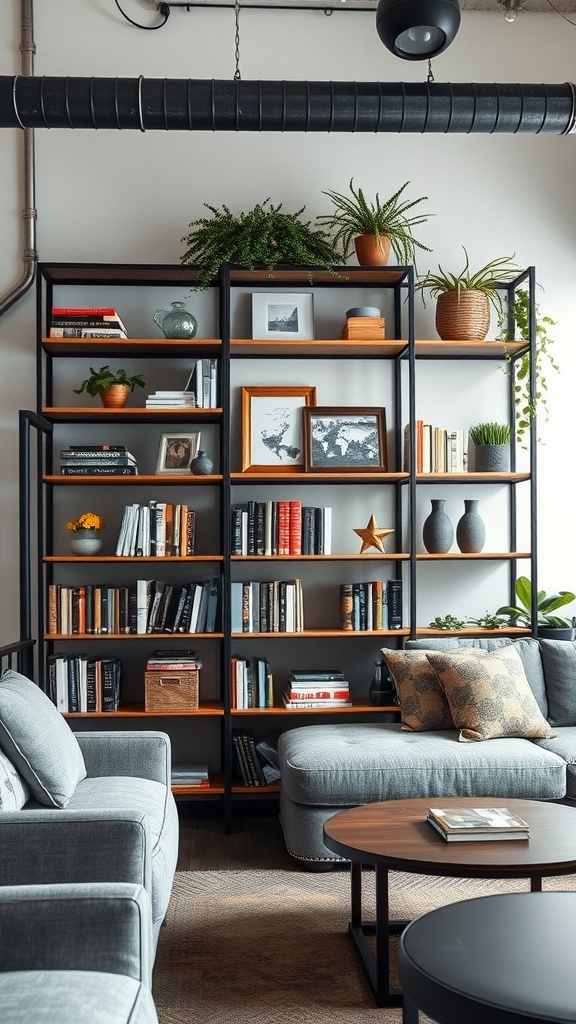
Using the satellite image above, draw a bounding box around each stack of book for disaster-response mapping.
[186,358,218,408]
[231,500,332,556]
[340,579,403,631]
[49,307,128,338]
[48,653,121,713]
[341,315,385,340]
[145,390,197,408]
[231,656,274,708]
[115,501,195,556]
[230,579,304,633]
[60,445,138,476]
[170,762,209,788]
[282,669,351,709]
[403,422,468,474]
[427,806,530,842]
[232,729,268,787]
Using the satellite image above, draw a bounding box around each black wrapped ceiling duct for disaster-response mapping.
[2,76,575,135]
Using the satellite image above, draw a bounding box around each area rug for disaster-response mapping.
[153,869,576,1024]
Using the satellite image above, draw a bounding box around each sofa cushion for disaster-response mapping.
[538,639,576,727]
[535,727,576,799]
[424,646,556,742]
[0,971,158,1024]
[0,750,30,810]
[0,670,86,808]
[381,649,454,731]
[278,723,566,806]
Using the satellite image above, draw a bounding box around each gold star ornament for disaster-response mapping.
[353,515,394,554]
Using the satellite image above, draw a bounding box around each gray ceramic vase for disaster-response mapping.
[422,499,454,554]
[475,444,510,473]
[456,499,486,553]
[191,450,214,475]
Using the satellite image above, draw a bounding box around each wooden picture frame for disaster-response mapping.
[302,407,387,472]
[155,432,201,474]
[241,385,317,473]
[252,293,314,340]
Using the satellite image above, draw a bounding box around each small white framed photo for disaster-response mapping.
[156,432,201,475]
[252,292,314,341]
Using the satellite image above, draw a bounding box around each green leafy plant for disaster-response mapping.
[496,576,576,628]
[416,248,518,314]
[429,614,466,631]
[317,179,432,265]
[499,288,559,448]
[181,199,343,290]
[73,366,146,396]
[469,422,511,447]
[465,612,510,629]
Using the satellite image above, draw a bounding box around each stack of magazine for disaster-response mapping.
[427,806,530,842]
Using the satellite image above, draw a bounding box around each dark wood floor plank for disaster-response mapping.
[176,799,295,871]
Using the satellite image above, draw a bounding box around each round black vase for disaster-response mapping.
[422,499,454,554]
[369,660,397,706]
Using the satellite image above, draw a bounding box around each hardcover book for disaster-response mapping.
[427,807,530,842]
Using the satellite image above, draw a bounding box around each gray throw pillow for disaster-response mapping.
[538,639,576,727]
[0,670,86,807]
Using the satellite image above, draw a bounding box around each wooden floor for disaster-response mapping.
[176,798,296,871]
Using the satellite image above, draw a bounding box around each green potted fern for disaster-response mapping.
[181,199,343,289]
[469,421,511,473]
[496,576,576,640]
[416,248,518,341]
[317,178,432,267]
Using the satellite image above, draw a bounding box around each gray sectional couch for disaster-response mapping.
[278,637,576,865]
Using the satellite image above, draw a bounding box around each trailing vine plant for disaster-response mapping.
[499,288,559,448]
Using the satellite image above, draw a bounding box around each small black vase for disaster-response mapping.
[368,659,397,706]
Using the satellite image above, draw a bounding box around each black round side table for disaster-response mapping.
[398,891,576,1024]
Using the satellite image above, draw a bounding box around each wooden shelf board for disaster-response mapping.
[415,340,528,357]
[47,633,224,641]
[44,554,223,562]
[231,701,400,715]
[42,407,222,420]
[415,472,530,483]
[230,629,410,638]
[417,552,531,561]
[416,627,531,637]
[231,339,404,357]
[172,777,225,795]
[44,474,223,484]
[231,782,281,794]
[42,338,221,356]
[63,701,224,717]
[231,553,409,561]
[231,471,408,483]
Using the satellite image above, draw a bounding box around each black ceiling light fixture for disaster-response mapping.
[376,0,461,60]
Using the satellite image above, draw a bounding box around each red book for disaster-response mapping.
[277,500,290,556]
[288,500,302,555]
[52,307,120,316]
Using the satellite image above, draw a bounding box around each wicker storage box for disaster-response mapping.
[145,669,199,711]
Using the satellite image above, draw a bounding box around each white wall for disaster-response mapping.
[1,0,575,643]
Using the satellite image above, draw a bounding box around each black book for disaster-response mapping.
[247,500,257,556]
[231,505,244,556]
[271,502,278,556]
[66,444,126,452]
[100,586,109,634]
[232,731,251,786]
[86,657,97,712]
[102,657,121,712]
[301,506,316,555]
[60,465,138,476]
[195,580,211,633]
[256,502,265,556]
[314,507,324,555]
[205,577,219,634]
[289,669,346,681]
[177,585,195,632]
[68,656,79,712]
[246,731,267,786]
[387,579,403,629]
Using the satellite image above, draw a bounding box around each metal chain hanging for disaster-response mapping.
[234,0,242,81]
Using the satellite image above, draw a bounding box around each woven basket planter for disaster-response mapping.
[435,290,491,341]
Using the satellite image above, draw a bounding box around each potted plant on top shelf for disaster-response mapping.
[415,247,519,341]
[317,178,432,267]
[181,199,344,290]
[496,576,576,640]
[74,366,146,409]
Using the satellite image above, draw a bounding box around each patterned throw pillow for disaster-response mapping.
[381,649,455,731]
[0,749,30,810]
[424,645,557,742]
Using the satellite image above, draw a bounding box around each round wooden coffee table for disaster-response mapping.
[323,797,576,1008]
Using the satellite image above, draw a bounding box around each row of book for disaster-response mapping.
[49,306,128,339]
[47,578,220,635]
[340,579,403,631]
[403,423,468,474]
[231,655,274,708]
[60,445,138,477]
[232,729,270,787]
[170,762,210,788]
[282,668,351,709]
[231,579,304,634]
[48,654,121,713]
[115,502,196,557]
[231,500,332,556]
[183,357,218,409]
[145,390,197,408]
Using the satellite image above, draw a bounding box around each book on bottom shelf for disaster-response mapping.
[427,807,530,842]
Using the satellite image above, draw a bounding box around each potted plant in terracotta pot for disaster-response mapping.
[496,576,576,640]
[317,178,432,267]
[74,366,146,408]
[416,248,518,341]
[469,421,511,472]
[181,198,343,289]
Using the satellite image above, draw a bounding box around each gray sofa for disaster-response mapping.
[0,881,158,1023]
[0,669,179,953]
[278,637,576,865]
